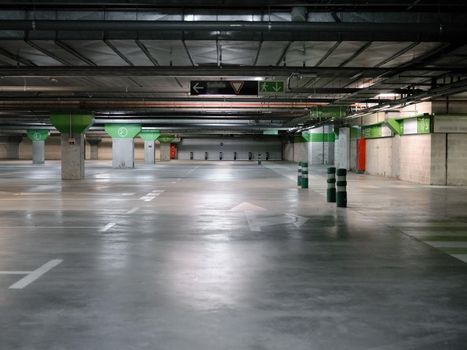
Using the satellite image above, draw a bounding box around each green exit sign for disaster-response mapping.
[258,81,284,93]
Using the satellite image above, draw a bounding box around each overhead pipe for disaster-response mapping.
[0,66,397,77]
[0,20,462,36]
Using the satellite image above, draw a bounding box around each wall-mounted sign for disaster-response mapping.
[190,81,258,96]
[258,81,284,93]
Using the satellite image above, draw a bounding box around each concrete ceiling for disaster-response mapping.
[0,1,466,136]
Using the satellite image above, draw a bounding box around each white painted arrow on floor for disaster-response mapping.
[230,202,308,232]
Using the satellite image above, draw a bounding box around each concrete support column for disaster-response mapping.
[302,125,335,165]
[32,141,45,164]
[335,127,351,170]
[324,125,335,165]
[7,136,22,160]
[155,142,161,161]
[138,131,160,165]
[158,135,175,162]
[160,143,170,161]
[144,141,155,164]
[105,124,142,169]
[112,139,135,168]
[61,133,85,180]
[26,130,49,165]
[87,138,101,160]
[49,113,94,180]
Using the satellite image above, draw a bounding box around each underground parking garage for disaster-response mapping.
[1,1,467,349]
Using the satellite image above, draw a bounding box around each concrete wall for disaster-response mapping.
[84,137,144,160]
[447,133,467,185]
[283,141,308,163]
[294,142,308,162]
[364,134,453,185]
[0,136,21,159]
[283,142,294,161]
[399,135,433,183]
[19,135,61,160]
[365,137,395,178]
[177,137,282,161]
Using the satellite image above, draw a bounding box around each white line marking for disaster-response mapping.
[0,226,103,229]
[99,223,116,232]
[451,254,467,263]
[126,207,139,214]
[392,222,467,228]
[9,259,63,289]
[139,190,164,202]
[0,271,31,275]
[425,241,467,248]
[245,214,262,232]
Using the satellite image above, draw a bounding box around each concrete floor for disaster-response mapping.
[0,160,467,350]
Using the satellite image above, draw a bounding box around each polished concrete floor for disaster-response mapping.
[0,160,467,350]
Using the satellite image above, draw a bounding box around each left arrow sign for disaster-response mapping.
[191,82,205,95]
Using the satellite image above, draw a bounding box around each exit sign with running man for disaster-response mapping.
[258,81,285,93]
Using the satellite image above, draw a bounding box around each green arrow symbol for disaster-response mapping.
[273,82,282,92]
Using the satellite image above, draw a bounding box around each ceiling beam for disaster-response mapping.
[104,40,134,66]
[315,41,341,67]
[374,42,420,68]
[0,66,460,78]
[135,40,159,66]
[1,1,467,12]
[25,40,72,65]
[276,42,292,66]
[54,40,96,66]
[1,20,466,42]
[0,47,36,66]
[339,41,372,67]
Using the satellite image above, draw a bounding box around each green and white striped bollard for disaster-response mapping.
[327,167,336,203]
[297,162,302,187]
[336,168,347,207]
[301,161,308,189]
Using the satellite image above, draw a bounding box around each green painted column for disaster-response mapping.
[26,129,49,164]
[105,124,142,168]
[158,135,174,162]
[138,131,160,165]
[49,113,94,180]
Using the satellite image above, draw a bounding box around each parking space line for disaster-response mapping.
[0,226,103,229]
[99,223,116,232]
[139,190,164,202]
[126,207,139,214]
[9,259,63,290]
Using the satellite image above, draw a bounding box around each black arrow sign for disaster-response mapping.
[190,81,258,96]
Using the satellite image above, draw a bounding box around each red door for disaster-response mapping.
[170,144,177,159]
[356,138,366,173]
